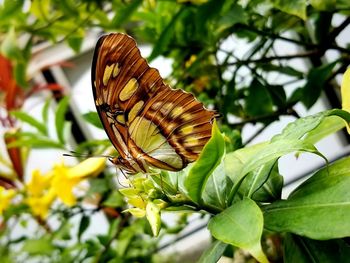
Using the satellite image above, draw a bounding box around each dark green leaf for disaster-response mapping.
[10,111,47,135]
[264,156,350,239]
[198,240,228,263]
[14,60,28,88]
[55,96,70,144]
[82,111,103,129]
[78,215,90,241]
[302,61,337,108]
[284,234,350,263]
[184,120,225,203]
[67,33,83,53]
[245,79,273,117]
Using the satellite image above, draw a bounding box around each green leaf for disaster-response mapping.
[110,0,142,28]
[82,111,103,129]
[22,238,55,255]
[228,139,326,203]
[198,240,228,263]
[303,115,345,144]
[7,137,63,149]
[284,234,350,263]
[103,191,124,208]
[149,7,187,61]
[14,60,28,88]
[146,202,161,237]
[0,0,24,21]
[302,61,337,108]
[88,178,108,194]
[246,79,273,117]
[67,33,84,53]
[1,27,23,61]
[273,0,307,20]
[272,109,350,142]
[42,98,51,124]
[78,215,90,241]
[263,156,350,239]
[217,3,247,31]
[55,96,70,144]
[10,111,47,135]
[208,199,269,263]
[202,161,231,210]
[184,120,225,203]
[310,0,336,11]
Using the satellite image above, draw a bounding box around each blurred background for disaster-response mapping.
[0,0,350,262]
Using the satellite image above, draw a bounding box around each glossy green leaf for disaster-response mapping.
[273,0,307,20]
[228,139,326,204]
[302,62,337,108]
[284,234,350,263]
[184,120,225,203]
[82,111,103,129]
[264,156,350,239]
[198,240,228,263]
[303,115,345,144]
[10,111,47,135]
[202,161,231,210]
[272,109,350,142]
[55,96,70,144]
[208,199,269,263]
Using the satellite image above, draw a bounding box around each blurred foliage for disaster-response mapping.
[1,0,350,262]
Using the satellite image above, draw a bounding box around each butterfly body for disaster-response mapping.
[92,33,216,174]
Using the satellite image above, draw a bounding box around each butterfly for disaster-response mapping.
[91,33,216,174]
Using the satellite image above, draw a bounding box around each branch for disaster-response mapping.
[226,50,321,66]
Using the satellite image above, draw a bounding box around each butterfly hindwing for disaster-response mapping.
[92,33,216,173]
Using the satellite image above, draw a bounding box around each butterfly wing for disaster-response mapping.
[92,33,216,172]
[92,33,166,160]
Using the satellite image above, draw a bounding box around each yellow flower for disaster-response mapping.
[25,169,55,219]
[26,169,53,197]
[0,186,16,214]
[341,68,350,133]
[51,157,106,206]
[26,190,56,219]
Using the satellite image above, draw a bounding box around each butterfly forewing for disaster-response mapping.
[92,33,216,173]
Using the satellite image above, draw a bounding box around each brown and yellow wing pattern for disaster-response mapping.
[92,33,216,174]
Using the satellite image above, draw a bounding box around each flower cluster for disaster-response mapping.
[0,157,106,220]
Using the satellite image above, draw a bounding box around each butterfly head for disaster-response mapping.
[110,156,140,175]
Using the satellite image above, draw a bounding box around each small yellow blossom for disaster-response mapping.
[0,186,16,214]
[25,169,55,219]
[51,157,106,206]
[341,68,350,133]
[26,190,56,219]
[26,169,53,197]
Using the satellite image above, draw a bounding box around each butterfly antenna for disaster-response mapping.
[63,150,113,159]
